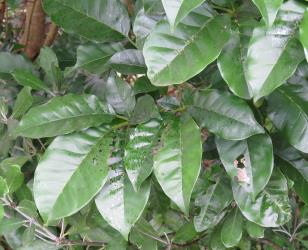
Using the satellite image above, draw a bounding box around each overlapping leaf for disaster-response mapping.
[43,0,130,42]
[233,168,291,227]
[124,119,161,191]
[300,9,308,62]
[267,84,308,153]
[15,94,115,138]
[216,134,274,199]
[143,6,230,86]
[252,0,283,26]
[162,0,205,28]
[189,89,264,140]
[245,1,306,100]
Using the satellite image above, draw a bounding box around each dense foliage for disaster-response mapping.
[0,0,308,249]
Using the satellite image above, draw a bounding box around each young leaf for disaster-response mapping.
[216,134,274,199]
[101,72,136,116]
[245,1,306,100]
[133,9,163,49]
[129,95,161,125]
[109,49,147,75]
[0,52,35,74]
[15,94,115,138]
[300,9,308,62]
[95,173,151,240]
[217,19,258,99]
[12,70,49,92]
[221,208,243,248]
[153,117,202,215]
[43,0,130,42]
[162,0,205,29]
[210,226,227,250]
[245,221,264,238]
[33,128,111,222]
[233,168,291,227]
[189,89,264,140]
[12,87,33,119]
[124,119,161,191]
[267,84,308,153]
[73,43,124,74]
[194,175,233,232]
[252,0,283,26]
[143,8,230,86]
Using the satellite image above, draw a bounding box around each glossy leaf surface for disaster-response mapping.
[33,128,111,221]
[153,117,202,214]
[143,10,230,86]
[43,0,130,42]
[189,89,264,140]
[216,134,273,199]
[252,0,283,26]
[16,94,115,138]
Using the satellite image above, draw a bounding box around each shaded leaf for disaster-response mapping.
[221,208,243,248]
[109,49,146,74]
[189,89,264,140]
[43,0,130,43]
[12,70,48,92]
[12,87,33,119]
[194,174,233,232]
[245,221,264,238]
[0,53,35,74]
[267,84,308,153]
[124,119,161,190]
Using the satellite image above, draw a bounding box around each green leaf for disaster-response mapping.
[3,165,24,193]
[267,84,308,153]
[0,52,35,74]
[124,119,161,191]
[194,174,233,232]
[43,0,130,43]
[12,87,33,119]
[95,174,151,240]
[210,226,227,250]
[109,49,146,75]
[252,0,283,26]
[189,89,264,140]
[0,177,8,197]
[12,70,48,92]
[162,0,206,29]
[36,47,59,85]
[101,72,136,116]
[216,134,274,199]
[153,117,202,214]
[130,225,158,250]
[245,1,306,100]
[245,221,264,238]
[129,95,161,125]
[217,19,258,99]
[33,128,111,222]
[233,168,291,227]
[15,94,115,138]
[73,43,124,74]
[221,208,243,248]
[133,77,159,95]
[173,222,197,244]
[133,9,162,49]
[0,217,24,235]
[300,9,308,62]
[143,9,230,86]
[276,145,308,204]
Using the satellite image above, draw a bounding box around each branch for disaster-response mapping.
[20,0,46,60]
[43,22,58,46]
